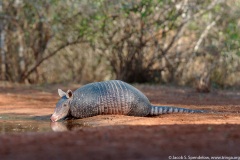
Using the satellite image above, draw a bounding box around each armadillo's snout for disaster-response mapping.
[50,114,57,122]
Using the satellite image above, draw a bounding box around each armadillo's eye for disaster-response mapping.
[63,104,67,107]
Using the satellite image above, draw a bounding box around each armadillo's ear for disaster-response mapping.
[58,89,66,98]
[66,90,73,99]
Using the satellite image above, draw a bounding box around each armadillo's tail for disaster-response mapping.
[149,106,206,116]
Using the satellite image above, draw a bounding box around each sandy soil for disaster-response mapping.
[0,83,240,159]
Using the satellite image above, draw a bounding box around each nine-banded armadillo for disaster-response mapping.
[50,80,204,122]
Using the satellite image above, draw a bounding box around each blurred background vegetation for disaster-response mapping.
[0,0,240,91]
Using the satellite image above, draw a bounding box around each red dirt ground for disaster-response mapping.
[0,83,240,160]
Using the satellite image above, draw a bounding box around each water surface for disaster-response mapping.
[0,114,96,134]
[0,114,52,133]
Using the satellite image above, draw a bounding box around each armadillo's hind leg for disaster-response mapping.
[149,106,205,116]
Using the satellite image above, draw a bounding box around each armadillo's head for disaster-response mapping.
[50,89,73,122]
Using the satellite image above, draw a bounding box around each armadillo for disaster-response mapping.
[50,80,204,122]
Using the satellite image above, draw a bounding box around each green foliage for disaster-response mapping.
[224,22,240,56]
[1,0,240,88]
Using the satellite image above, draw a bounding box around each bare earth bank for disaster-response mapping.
[0,84,240,159]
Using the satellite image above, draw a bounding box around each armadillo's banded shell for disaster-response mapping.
[69,80,151,118]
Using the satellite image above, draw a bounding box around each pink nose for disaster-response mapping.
[50,115,56,122]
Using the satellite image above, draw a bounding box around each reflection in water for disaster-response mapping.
[51,122,68,132]
[50,121,93,132]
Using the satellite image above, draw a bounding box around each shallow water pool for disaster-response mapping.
[0,114,93,133]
